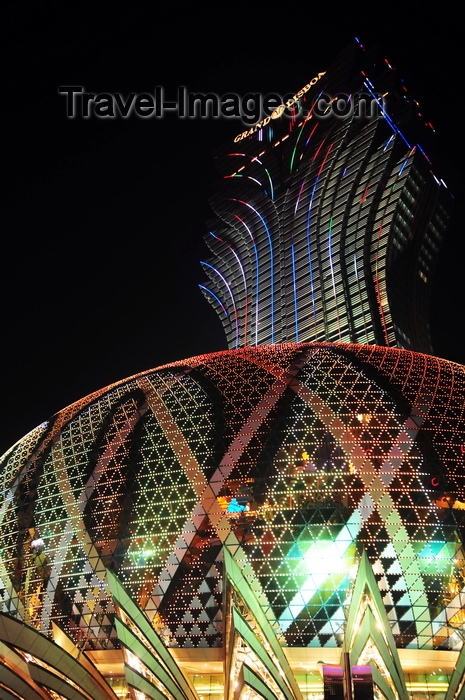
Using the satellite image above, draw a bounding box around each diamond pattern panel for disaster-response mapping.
[1,343,465,653]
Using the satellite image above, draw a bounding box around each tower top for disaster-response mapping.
[200,39,453,353]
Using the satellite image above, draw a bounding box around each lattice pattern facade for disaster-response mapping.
[2,344,465,697]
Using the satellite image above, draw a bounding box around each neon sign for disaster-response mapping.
[233,71,326,143]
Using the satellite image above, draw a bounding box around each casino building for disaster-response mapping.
[0,39,463,700]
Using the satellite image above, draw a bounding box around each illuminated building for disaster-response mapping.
[200,40,452,354]
[2,344,465,699]
[0,40,463,700]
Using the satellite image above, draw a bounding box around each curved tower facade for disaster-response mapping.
[200,40,452,353]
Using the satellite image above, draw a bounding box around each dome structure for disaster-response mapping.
[2,342,465,699]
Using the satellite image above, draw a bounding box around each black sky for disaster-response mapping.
[1,4,464,456]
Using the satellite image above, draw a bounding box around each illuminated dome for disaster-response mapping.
[2,342,465,699]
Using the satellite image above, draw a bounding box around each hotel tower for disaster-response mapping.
[200,40,451,355]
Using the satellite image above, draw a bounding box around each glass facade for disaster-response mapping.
[201,41,452,355]
[2,343,465,697]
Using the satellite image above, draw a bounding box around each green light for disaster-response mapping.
[279,510,361,630]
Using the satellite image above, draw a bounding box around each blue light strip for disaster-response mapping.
[290,181,308,340]
[399,155,410,175]
[208,232,249,346]
[383,134,395,152]
[306,179,319,321]
[233,199,275,344]
[198,285,229,316]
[328,218,340,333]
[363,81,411,149]
[201,262,239,348]
[234,214,260,346]
[305,142,334,328]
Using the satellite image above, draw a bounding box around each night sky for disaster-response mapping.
[2,4,463,456]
